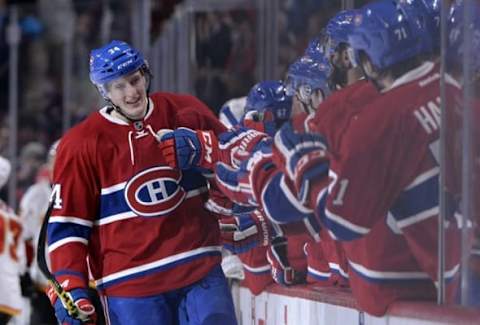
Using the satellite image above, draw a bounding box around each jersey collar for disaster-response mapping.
[382,61,435,93]
[100,98,155,125]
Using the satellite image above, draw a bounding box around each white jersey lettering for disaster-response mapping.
[413,97,441,134]
[50,184,63,209]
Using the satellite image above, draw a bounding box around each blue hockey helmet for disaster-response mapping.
[243,80,293,135]
[348,0,431,71]
[89,40,148,97]
[447,0,480,76]
[304,36,325,61]
[286,56,332,103]
[323,9,359,59]
[396,0,441,53]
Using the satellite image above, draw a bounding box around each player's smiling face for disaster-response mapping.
[107,70,148,120]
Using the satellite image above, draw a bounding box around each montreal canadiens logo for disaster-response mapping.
[124,166,186,217]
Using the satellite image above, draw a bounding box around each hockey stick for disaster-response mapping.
[37,201,85,320]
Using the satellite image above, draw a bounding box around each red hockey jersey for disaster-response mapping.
[48,92,226,297]
[310,62,462,315]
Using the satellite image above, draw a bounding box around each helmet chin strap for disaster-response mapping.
[107,97,150,123]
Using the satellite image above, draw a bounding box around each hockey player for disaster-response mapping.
[285,56,332,115]
[0,157,25,325]
[47,40,237,325]
[322,9,363,90]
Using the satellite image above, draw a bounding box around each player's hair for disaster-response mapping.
[357,49,424,83]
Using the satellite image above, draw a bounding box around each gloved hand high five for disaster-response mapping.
[217,126,269,168]
[273,121,329,204]
[215,141,274,207]
[157,126,268,171]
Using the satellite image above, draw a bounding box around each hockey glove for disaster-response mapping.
[219,210,272,254]
[215,142,274,207]
[204,187,235,218]
[52,288,96,325]
[273,121,329,204]
[157,127,218,170]
[217,126,269,168]
[266,236,306,286]
[303,241,333,285]
[241,110,277,137]
[215,162,256,207]
[232,203,257,215]
[259,172,322,242]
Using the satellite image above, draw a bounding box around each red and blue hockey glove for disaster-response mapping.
[157,127,218,170]
[204,192,234,218]
[241,110,277,137]
[50,288,96,325]
[215,162,256,206]
[217,126,269,167]
[303,241,333,285]
[232,203,257,215]
[273,121,329,204]
[259,172,322,242]
[215,142,274,207]
[219,210,272,254]
[266,236,306,286]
